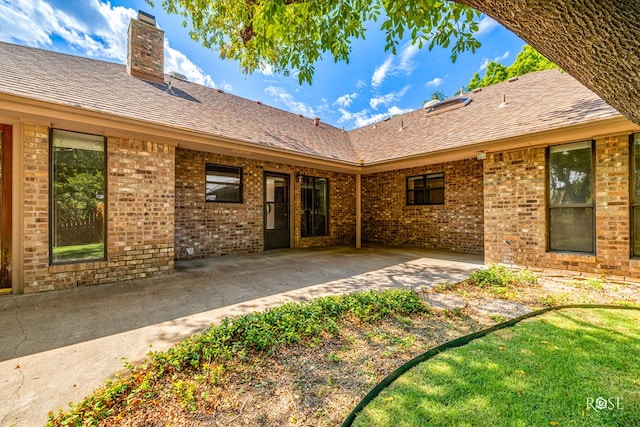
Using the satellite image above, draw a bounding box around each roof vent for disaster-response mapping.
[313,117,320,126]
[216,88,225,94]
[425,97,472,116]
[168,71,188,81]
[508,76,519,83]
[499,94,508,108]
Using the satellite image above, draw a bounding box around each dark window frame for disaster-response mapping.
[630,134,640,257]
[301,175,329,237]
[406,172,445,206]
[205,163,243,203]
[49,128,107,265]
[546,140,595,254]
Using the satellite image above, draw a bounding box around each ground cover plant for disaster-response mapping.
[47,266,640,426]
[352,307,640,427]
[48,289,443,426]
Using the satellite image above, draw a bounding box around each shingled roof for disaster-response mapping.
[0,41,356,163]
[349,69,620,164]
[0,41,623,166]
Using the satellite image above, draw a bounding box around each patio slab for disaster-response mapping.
[0,245,482,426]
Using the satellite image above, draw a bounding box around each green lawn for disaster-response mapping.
[52,242,104,262]
[352,308,640,427]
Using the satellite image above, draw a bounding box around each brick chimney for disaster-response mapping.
[127,11,164,84]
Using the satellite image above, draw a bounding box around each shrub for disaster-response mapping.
[48,289,428,427]
[467,265,537,289]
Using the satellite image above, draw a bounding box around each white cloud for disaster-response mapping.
[338,96,412,129]
[334,92,358,108]
[371,42,421,88]
[258,62,274,76]
[265,86,315,117]
[0,0,135,61]
[370,93,396,110]
[388,106,413,116]
[371,56,393,87]
[398,43,419,73]
[356,79,367,89]
[479,50,510,71]
[476,16,499,37]
[369,86,409,110]
[337,108,388,128]
[165,40,217,88]
[426,77,444,88]
[0,0,220,88]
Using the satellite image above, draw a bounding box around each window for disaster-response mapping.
[548,141,594,253]
[407,173,444,205]
[206,164,242,203]
[51,129,106,263]
[301,176,328,237]
[631,134,640,257]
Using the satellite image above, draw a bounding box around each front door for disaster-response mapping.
[264,172,290,250]
[0,124,12,293]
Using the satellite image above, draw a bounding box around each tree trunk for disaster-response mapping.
[457,0,640,126]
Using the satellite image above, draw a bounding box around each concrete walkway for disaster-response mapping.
[0,246,483,426]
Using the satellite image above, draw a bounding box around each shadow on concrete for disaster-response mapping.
[0,245,483,361]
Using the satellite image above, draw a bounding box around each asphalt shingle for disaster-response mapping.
[349,70,620,163]
[0,42,621,166]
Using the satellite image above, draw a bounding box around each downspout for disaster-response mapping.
[356,172,361,249]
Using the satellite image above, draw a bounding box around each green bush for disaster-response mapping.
[468,265,537,289]
[48,289,428,427]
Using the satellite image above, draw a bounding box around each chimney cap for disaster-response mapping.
[137,10,157,26]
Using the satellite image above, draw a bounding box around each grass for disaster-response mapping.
[52,242,104,262]
[352,308,640,427]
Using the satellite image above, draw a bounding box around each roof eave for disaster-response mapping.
[361,114,639,174]
[0,93,362,173]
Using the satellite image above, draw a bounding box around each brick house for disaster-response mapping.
[0,13,639,294]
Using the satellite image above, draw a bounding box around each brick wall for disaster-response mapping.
[21,126,175,293]
[105,138,175,282]
[483,148,547,266]
[361,158,484,254]
[174,148,356,260]
[484,135,640,280]
[127,18,164,84]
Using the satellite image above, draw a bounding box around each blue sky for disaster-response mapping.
[0,0,524,129]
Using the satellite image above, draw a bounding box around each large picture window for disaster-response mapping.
[631,134,640,257]
[51,129,106,263]
[206,164,242,203]
[301,176,328,237]
[407,172,444,205]
[548,141,594,253]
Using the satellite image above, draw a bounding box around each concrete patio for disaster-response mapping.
[0,245,483,426]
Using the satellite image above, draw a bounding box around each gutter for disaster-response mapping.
[360,115,639,174]
[0,93,363,173]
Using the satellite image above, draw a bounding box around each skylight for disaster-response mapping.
[424,97,472,116]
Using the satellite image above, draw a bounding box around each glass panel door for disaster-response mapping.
[0,124,12,292]
[264,173,290,250]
